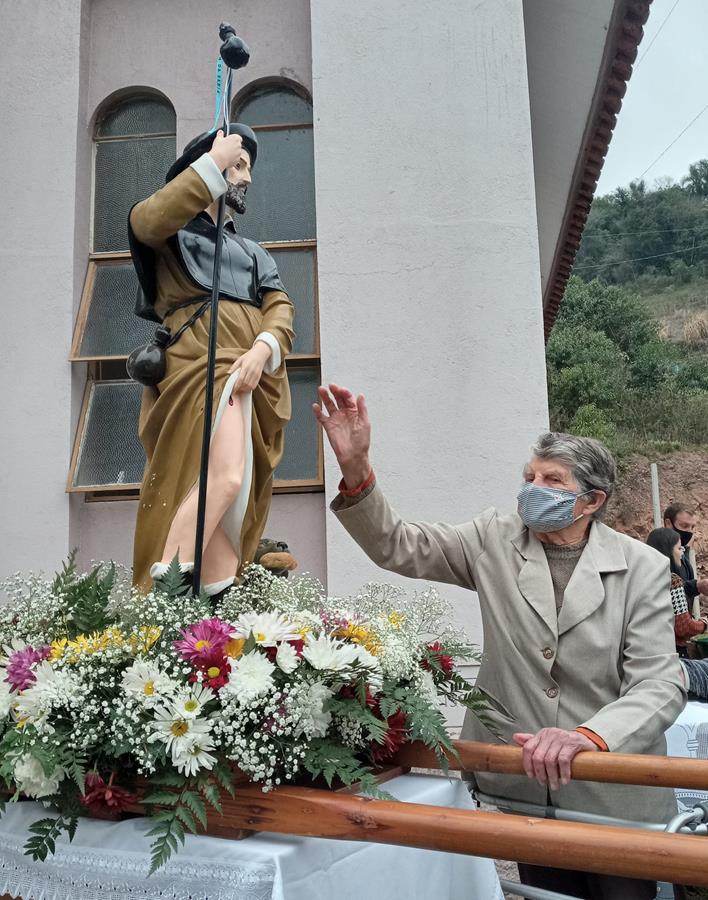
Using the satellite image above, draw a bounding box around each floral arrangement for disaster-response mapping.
[0,556,485,872]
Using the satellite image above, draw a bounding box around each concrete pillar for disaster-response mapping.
[310,0,549,655]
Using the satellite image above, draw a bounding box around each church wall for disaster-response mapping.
[0,0,85,577]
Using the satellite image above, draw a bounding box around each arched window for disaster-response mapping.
[93,95,177,252]
[234,84,322,489]
[69,94,176,495]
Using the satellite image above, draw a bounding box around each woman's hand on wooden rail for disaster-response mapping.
[513,728,598,791]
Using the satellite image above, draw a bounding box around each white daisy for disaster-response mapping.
[275,641,300,674]
[149,706,213,761]
[302,633,360,672]
[14,754,64,799]
[122,660,176,706]
[173,735,218,777]
[173,684,214,719]
[14,662,77,732]
[230,611,300,647]
[222,651,276,704]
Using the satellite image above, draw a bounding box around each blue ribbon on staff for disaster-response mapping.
[212,57,224,129]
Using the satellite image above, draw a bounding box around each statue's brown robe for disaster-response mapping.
[129,166,294,592]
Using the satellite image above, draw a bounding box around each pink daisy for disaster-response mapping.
[6,645,50,692]
[173,618,233,663]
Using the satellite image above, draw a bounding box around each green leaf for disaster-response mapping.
[183,791,207,829]
[357,774,396,801]
[28,817,58,835]
[146,813,175,830]
[154,556,192,598]
[377,696,400,720]
[142,790,180,806]
[304,740,373,790]
[69,759,86,795]
[148,813,183,874]
[174,804,197,834]
[23,815,70,863]
[51,550,78,595]
[199,781,222,814]
[62,561,116,637]
[328,698,387,744]
[149,770,188,788]
[67,816,78,842]
[242,633,258,655]
[29,744,59,779]
[355,678,367,707]
[212,762,236,798]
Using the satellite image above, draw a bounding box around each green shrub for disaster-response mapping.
[546,325,628,423]
[569,404,618,446]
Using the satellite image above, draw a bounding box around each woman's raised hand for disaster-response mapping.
[313,384,372,489]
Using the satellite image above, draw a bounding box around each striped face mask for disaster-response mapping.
[516,482,592,533]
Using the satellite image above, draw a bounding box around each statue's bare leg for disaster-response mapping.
[160,391,246,573]
[201,524,239,584]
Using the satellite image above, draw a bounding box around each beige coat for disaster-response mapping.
[333,483,686,823]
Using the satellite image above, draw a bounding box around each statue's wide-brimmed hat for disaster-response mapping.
[165,123,258,182]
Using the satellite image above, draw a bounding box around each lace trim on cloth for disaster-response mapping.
[0,830,277,900]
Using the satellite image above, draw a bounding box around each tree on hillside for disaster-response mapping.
[574,163,708,284]
[683,160,708,198]
[548,277,708,450]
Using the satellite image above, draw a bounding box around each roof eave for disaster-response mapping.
[542,0,653,339]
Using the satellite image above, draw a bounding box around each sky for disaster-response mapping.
[595,0,708,196]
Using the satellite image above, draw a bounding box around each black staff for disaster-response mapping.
[192,23,250,594]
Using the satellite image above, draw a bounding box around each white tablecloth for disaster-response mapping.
[665,699,708,812]
[0,774,503,900]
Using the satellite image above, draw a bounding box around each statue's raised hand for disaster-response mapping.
[209,130,244,172]
[313,384,372,489]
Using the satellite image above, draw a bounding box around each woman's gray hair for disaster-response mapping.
[531,432,616,518]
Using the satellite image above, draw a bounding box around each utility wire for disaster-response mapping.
[634,0,680,71]
[574,241,708,271]
[584,226,705,237]
[639,102,708,179]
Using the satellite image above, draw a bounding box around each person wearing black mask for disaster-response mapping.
[663,503,708,605]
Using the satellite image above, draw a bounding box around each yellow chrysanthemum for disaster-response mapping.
[335,623,380,655]
[127,625,162,655]
[388,611,405,629]
[49,639,68,662]
[225,638,246,659]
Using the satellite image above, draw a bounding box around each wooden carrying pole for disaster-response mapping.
[394,739,708,790]
[205,783,708,887]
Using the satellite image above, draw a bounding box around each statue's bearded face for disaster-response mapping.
[225,150,252,216]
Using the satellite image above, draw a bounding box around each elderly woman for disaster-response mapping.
[313,384,685,900]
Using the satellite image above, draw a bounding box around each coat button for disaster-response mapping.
[542,647,554,659]
[546,686,559,699]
